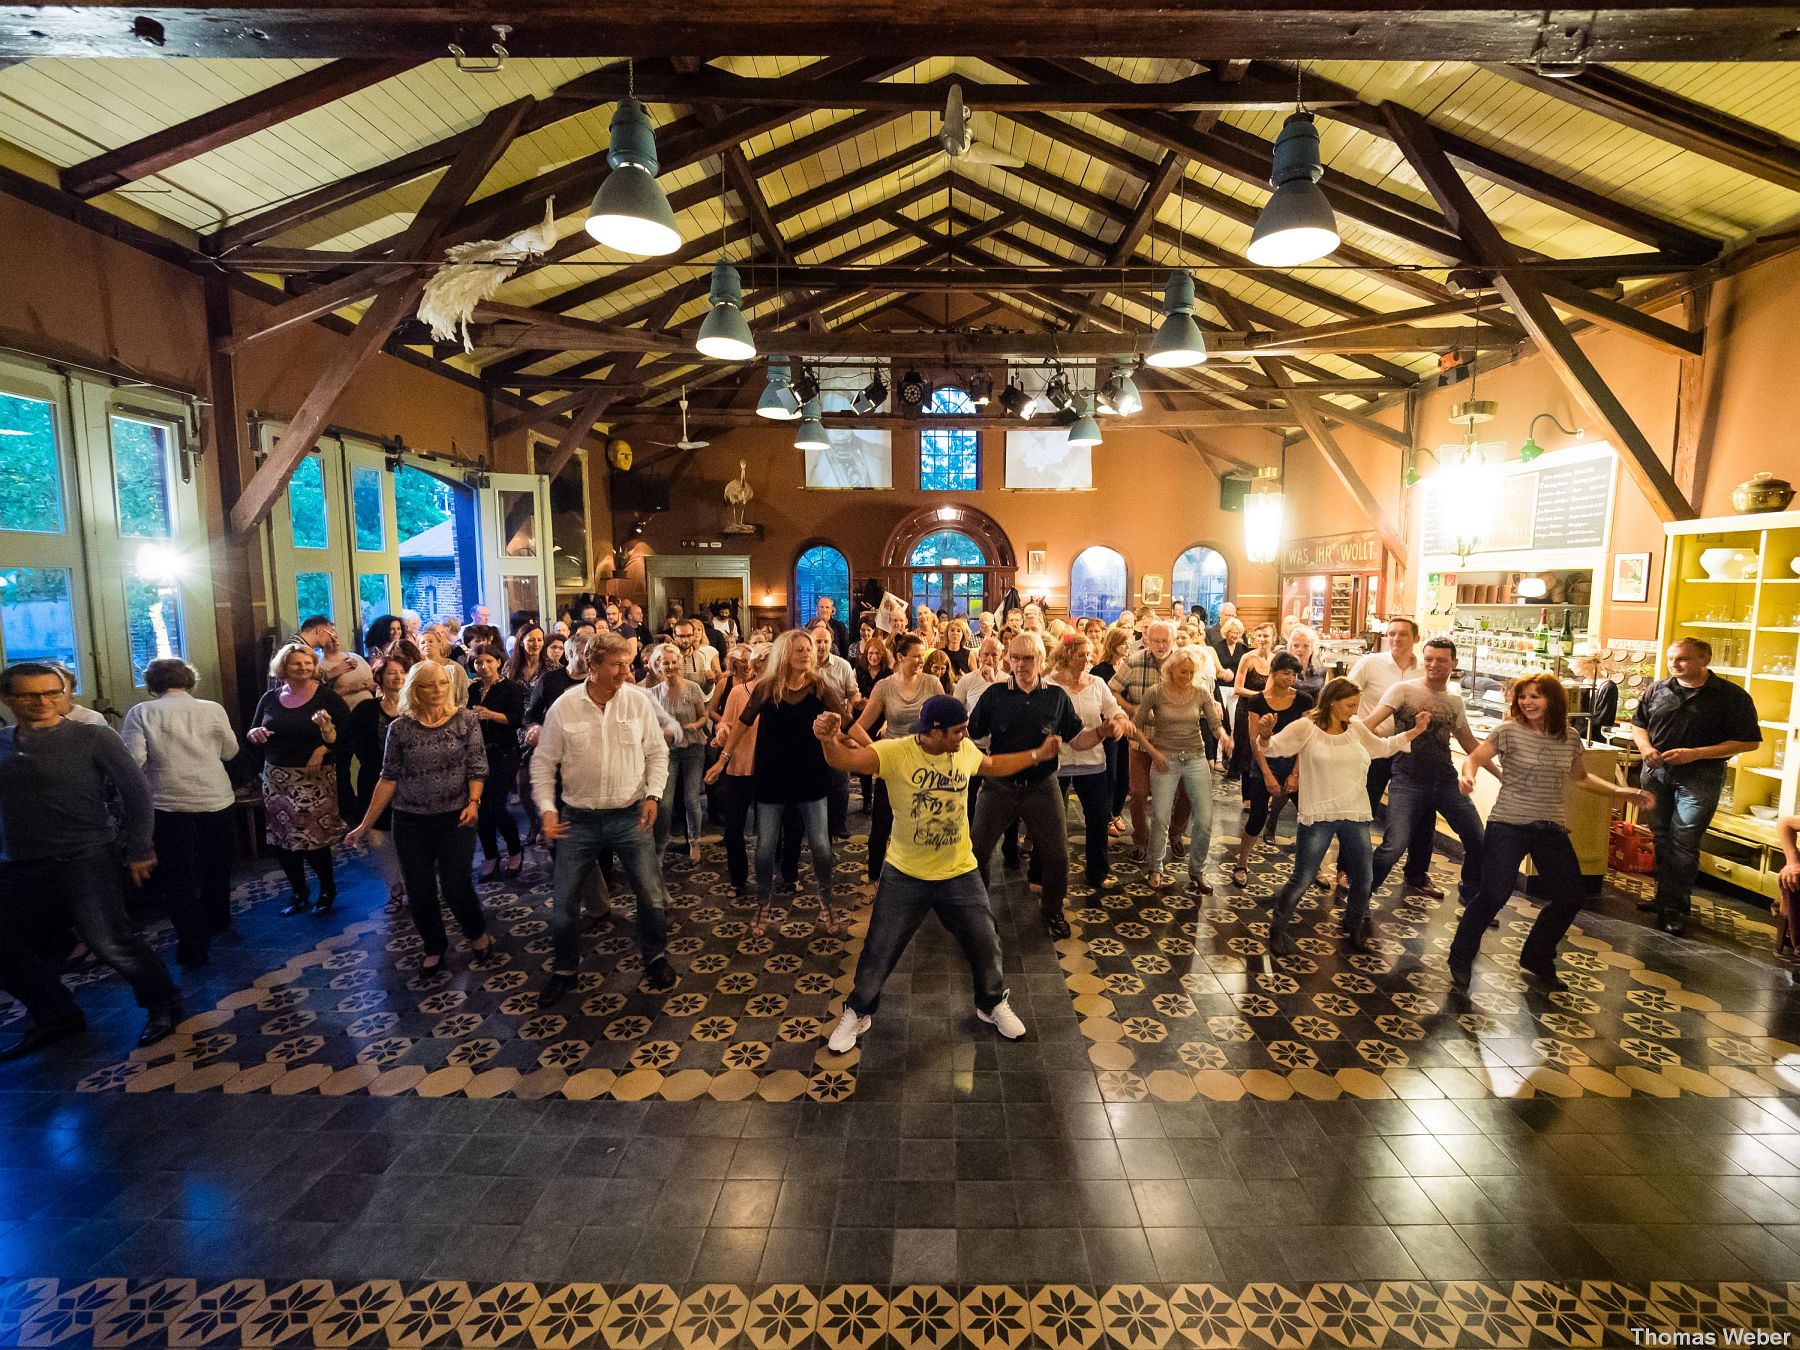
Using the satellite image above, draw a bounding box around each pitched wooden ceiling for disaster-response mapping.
[0,12,1798,527]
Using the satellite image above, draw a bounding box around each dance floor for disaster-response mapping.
[4,781,1800,1347]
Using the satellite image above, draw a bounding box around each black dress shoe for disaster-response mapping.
[1404,879,1446,899]
[537,973,575,1008]
[279,897,311,916]
[0,1020,86,1063]
[313,893,336,916]
[643,957,678,994]
[138,1006,183,1048]
[1660,919,1688,937]
[1044,913,1072,941]
[1347,917,1372,952]
[1522,963,1568,992]
[1268,925,1295,957]
[1448,963,1472,992]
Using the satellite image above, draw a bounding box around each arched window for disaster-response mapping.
[920,387,979,490]
[794,544,849,626]
[1070,546,1128,619]
[909,530,987,567]
[1171,546,1229,622]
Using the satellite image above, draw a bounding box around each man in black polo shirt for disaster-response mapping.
[969,635,1122,938]
[1631,637,1761,935]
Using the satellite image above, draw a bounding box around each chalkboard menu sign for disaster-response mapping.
[1424,452,1614,556]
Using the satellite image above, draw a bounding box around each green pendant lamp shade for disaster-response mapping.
[757,357,801,421]
[586,98,681,257]
[696,262,756,360]
[1066,397,1103,448]
[794,397,829,451]
[1246,112,1340,268]
[1146,269,1209,368]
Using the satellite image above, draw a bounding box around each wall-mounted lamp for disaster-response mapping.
[1518,413,1584,463]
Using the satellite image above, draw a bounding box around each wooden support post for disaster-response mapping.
[1672,285,1713,502]
[1381,100,1695,523]
[202,275,267,723]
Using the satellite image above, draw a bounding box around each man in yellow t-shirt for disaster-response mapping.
[814,695,1062,1053]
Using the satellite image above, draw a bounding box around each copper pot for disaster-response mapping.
[1732,471,1795,514]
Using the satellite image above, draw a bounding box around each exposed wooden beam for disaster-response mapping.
[221,97,532,351]
[489,377,652,395]
[491,388,597,438]
[230,280,424,535]
[6,5,1790,61]
[63,59,416,198]
[556,67,1343,112]
[1315,400,1411,450]
[1672,286,1712,502]
[1107,144,1191,268]
[1485,63,1800,195]
[1536,276,1704,357]
[608,405,1298,431]
[543,389,616,480]
[1381,100,1694,523]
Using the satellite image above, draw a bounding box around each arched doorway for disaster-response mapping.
[880,505,1015,619]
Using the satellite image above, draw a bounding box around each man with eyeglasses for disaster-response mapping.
[0,662,183,1061]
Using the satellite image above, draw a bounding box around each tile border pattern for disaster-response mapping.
[5,1273,1797,1348]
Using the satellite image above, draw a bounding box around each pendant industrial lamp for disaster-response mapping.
[1146,269,1209,368]
[794,397,829,451]
[585,63,681,256]
[1243,465,1285,564]
[1246,112,1340,267]
[695,262,755,360]
[1066,396,1103,448]
[756,357,801,421]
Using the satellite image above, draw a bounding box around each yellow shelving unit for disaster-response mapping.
[1657,510,1800,902]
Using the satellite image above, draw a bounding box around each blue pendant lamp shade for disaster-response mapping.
[585,98,682,256]
[1146,269,1209,368]
[1246,112,1340,268]
[794,398,829,451]
[1066,397,1103,448]
[757,357,802,420]
[696,262,756,360]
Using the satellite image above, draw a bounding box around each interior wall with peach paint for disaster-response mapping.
[616,418,1283,626]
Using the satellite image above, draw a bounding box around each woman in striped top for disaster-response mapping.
[1449,673,1653,993]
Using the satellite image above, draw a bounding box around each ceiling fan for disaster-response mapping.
[648,388,709,451]
[900,82,1026,183]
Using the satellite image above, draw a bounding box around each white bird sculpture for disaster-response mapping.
[417,198,561,350]
[724,460,754,527]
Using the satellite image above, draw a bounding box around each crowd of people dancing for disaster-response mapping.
[0,580,1783,1064]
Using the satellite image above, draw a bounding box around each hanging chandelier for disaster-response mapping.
[1243,465,1284,564]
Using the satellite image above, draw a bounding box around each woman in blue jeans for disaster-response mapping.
[1449,673,1652,990]
[1131,648,1231,891]
[708,628,847,936]
[1256,677,1428,955]
[647,642,710,863]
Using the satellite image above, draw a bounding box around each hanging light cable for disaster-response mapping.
[585,60,681,256]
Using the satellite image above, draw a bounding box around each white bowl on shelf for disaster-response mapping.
[1699,548,1749,580]
[1790,557,1800,578]
[1749,805,1778,821]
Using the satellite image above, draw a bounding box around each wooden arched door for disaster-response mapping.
[879,505,1016,619]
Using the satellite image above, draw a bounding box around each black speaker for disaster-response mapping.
[1219,472,1252,512]
[612,474,671,514]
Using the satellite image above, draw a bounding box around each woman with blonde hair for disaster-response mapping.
[1128,647,1230,891]
[942,617,973,678]
[707,629,847,934]
[648,641,710,864]
[345,661,494,974]
[248,642,350,916]
[1047,634,1127,892]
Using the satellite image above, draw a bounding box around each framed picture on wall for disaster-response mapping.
[1611,552,1652,603]
[1026,547,1047,576]
[1141,574,1165,607]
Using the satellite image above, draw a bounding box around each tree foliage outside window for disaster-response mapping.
[358,574,391,634]
[908,529,987,568]
[0,393,65,534]
[352,466,386,553]
[795,545,849,624]
[1172,546,1230,621]
[0,566,77,668]
[1070,546,1128,618]
[111,417,174,539]
[395,464,453,543]
[920,387,978,491]
[288,456,329,550]
[296,572,333,623]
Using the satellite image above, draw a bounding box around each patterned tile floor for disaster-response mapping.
[6,780,1800,1345]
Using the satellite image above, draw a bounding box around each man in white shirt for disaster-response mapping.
[1363,637,1484,909]
[1347,616,1433,890]
[51,665,107,726]
[121,658,240,966]
[532,631,675,1005]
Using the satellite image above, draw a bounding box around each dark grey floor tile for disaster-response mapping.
[756,1228,829,1283]
[1082,1226,1159,1283]
[891,1227,958,1285]
[1144,1226,1223,1282]
[826,1227,894,1283]
[692,1227,768,1283]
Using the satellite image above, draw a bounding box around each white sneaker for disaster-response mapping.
[827,1006,871,1053]
[978,997,1027,1040]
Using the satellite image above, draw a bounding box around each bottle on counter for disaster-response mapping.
[1534,608,1551,658]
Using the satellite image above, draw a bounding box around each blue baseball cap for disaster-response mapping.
[916,695,969,734]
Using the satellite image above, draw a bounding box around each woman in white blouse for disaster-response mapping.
[120,659,241,967]
[1045,634,1128,894]
[1253,676,1429,956]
